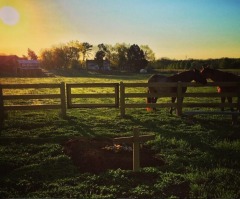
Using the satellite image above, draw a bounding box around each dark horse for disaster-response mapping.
[201,67,240,111]
[147,69,207,114]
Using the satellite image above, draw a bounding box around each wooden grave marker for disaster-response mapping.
[113,128,155,172]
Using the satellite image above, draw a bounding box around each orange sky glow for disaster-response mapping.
[1,0,240,60]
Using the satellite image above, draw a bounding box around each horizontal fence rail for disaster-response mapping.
[0,81,239,124]
[66,83,119,108]
[120,81,240,117]
[0,83,66,123]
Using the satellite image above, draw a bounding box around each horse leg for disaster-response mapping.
[227,96,238,125]
[146,89,152,104]
[238,96,240,112]
[146,88,154,110]
[146,89,158,111]
[152,97,158,111]
[236,96,240,124]
[170,97,176,114]
[221,97,226,111]
[227,97,234,111]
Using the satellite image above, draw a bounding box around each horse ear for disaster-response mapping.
[193,68,200,72]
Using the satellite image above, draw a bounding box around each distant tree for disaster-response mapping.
[82,42,93,66]
[95,44,109,70]
[183,60,192,69]
[40,49,53,69]
[95,50,105,70]
[98,43,108,53]
[152,58,171,69]
[230,59,240,69]
[114,43,129,70]
[103,44,114,65]
[52,46,67,69]
[152,57,240,70]
[22,55,28,60]
[194,59,203,69]
[68,41,81,59]
[67,40,83,68]
[140,45,155,71]
[40,42,83,70]
[140,45,155,62]
[219,58,232,69]
[27,48,38,60]
[127,44,148,71]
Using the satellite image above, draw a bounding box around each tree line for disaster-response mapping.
[39,41,155,72]
[152,57,240,70]
[30,40,239,71]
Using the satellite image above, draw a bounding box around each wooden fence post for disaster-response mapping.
[120,81,125,117]
[115,83,120,108]
[176,81,183,116]
[0,85,4,128]
[235,83,240,124]
[113,128,155,172]
[133,128,140,171]
[60,82,67,118]
[238,83,240,112]
[66,84,71,109]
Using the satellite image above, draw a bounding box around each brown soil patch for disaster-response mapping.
[63,137,164,173]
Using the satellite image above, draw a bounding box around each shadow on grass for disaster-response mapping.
[0,114,97,145]
[123,111,240,170]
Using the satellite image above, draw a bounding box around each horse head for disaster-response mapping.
[146,88,152,104]
[201,66,214,80]
[193,69,207,84]
[146,88,157,111]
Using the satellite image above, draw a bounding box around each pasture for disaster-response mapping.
[0,72,240,198]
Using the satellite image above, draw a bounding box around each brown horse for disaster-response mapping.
[147,69,207,114]
[201,67,240,111]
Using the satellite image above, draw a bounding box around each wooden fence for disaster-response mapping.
[66,83,119,108]
[119,81,240,117]
[0,82,66,126]
[0,82,239,125]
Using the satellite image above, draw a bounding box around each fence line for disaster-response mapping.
[0,82,239,123]
[0,82,66,124]
[0,85,4,127]
[120,82,240,117]
[66,83,119,108]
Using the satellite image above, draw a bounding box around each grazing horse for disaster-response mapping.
[201,67,240,111]
[147,69,207,114]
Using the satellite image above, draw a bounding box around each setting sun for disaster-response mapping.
[0,0,240,59]
[0,6,20,26]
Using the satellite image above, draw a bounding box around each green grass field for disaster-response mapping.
[0,72,240,198]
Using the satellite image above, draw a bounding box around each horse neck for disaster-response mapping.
[169,71,194,82]
[208,69,238,82]
[208,70,225,82]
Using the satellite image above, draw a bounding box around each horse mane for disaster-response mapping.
[168,70,195,82]
[207,68,239,82]
[148,74,167,83]
[148,69,206,84]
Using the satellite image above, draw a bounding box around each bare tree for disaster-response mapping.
[27,48,38,60]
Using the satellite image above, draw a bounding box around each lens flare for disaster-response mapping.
[0,6,20,26]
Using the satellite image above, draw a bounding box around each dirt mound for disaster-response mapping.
[63,137,164,173]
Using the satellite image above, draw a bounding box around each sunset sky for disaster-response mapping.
[0,0,240,59]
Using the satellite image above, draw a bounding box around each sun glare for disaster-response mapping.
[0,6,20,26]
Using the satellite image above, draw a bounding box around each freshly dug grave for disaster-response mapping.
[63,137,164,173]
